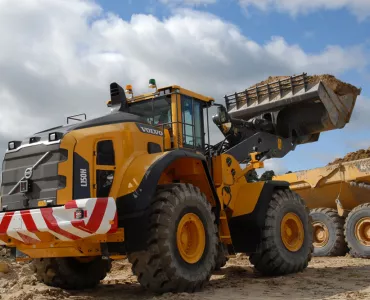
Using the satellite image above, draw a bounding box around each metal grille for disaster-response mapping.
[224,73,308,111]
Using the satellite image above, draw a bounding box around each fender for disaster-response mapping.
[117,149,221,253]
[228,180,290,253]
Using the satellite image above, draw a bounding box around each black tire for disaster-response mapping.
[127,183,218,294]
[344,203,370,258]
[310,208,347,257]
[214,243,229,270]
[32,256,111,290]
[249,189,313,276]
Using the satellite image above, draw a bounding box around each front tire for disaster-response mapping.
[249,189,313,276]
[32,256,111,290]
[128,183,218,294]
[344,203,370,258]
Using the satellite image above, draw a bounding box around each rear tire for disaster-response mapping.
[310,208,347,257]
[249,189,313,276]
[344,203,370,258]
[32,256,111,290]
[127,183,218,294]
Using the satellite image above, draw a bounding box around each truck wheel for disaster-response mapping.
[214,243,229,270]
[249,189,313,276]
[344,203,370,258]
[127,183,218,293]
[32,256,111,290]
[310,208,347,256]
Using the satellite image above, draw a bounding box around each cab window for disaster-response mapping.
[128,95,172,126]
[181,95,204,149]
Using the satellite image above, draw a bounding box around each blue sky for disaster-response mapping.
[0,0,369,175]
[95,0,370,173]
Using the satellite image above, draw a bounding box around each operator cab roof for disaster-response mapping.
[126,85,215,105]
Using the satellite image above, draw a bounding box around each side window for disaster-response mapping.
[181,96,204,149]
[96,140,115,197]
[182,96,194,146]
[193,101,203,149]
[97,140,115,165]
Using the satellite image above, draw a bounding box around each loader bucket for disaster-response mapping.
[225,73,361,144]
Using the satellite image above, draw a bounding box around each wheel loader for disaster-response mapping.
[0,73,359,293]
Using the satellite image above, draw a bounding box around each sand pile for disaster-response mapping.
[250,74,361,98]
[327,148,370,166]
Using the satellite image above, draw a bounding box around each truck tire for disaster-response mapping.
[127,183,218,293]
[32,256,111,290]
[214,243,229,270]
[249,189,313,276]
[344,203,370,258]
[310,208,347,257]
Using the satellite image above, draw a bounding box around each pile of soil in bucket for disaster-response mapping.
[249,74,361,98]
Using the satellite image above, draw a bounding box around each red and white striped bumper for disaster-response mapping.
[0,197,117,245]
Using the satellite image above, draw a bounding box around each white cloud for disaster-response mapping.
[0,0,366,164]
[239,0,370,21]
[160,0,217,6]
[257,159,289,175]
[343,96,370,131]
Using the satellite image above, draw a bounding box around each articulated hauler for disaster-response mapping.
[274,157,370,259]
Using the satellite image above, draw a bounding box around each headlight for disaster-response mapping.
[49,132,62,142]
[8,141,21,151]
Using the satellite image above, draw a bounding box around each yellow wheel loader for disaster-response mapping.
[0,73,358,293]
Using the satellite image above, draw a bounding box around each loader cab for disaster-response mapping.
[109,79,214,152]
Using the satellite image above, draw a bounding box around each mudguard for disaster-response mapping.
[117,149,220,253]
[228,180,290,253]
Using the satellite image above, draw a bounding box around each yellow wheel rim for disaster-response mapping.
[280,212,304,252]
[355,217,370,246]
[312,221,329,248]
[176,213,206,264]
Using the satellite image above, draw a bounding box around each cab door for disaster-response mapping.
[93,139,116,198]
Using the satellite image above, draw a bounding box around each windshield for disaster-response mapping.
[128,95,172,126]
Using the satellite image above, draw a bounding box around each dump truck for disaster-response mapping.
[0,73,359,293]
[274,154,370,259]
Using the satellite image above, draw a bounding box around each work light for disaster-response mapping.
[8,141,21,150]
[149,79,156,89]
[49,132,62,142]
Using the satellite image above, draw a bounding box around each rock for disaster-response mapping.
[0,262,9,274]
[0,248,7,257]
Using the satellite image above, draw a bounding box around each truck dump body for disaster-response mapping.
[274,157,370,210]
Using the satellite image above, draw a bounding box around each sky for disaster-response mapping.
[0,0,369,175]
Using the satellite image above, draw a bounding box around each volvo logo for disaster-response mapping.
[24,168,33,179]
[8,151,51,196]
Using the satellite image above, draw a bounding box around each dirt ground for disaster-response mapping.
[1,255,370,300]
